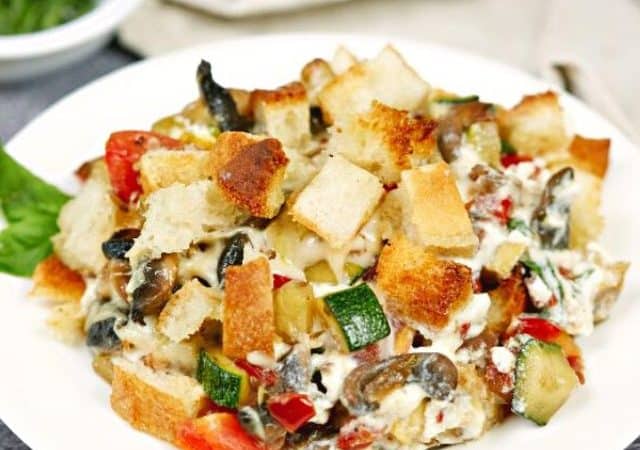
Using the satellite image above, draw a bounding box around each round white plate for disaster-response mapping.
[2,34,639,450]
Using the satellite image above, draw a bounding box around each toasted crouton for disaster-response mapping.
[139,149,213,194]
[223,257,275,359]
[330,45,358,75]
[567,135,610,178]
[301,58,335,105]
[251,82,311,148]
[217,138,289,218]
[497,91,569,156]
[376,235,473,330]
[291,155,384,248]
[485,242,527,280]
[486,271,527,336]
[53,178,117,275]
[399,162,478,254]
[158,279,221,343]
[319,46,430,124]
[329,101,438,183]
[569,169,604,249]
[110,358,207,444]
[210,131,259,170]
[47,301,84,344]
[127,180,245,265]
[30,255,86,302]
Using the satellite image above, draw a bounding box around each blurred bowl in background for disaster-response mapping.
[0,0,142,83]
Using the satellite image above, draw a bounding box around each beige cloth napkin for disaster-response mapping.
[119,0,640,143]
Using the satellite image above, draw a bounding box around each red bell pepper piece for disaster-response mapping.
[516,316,562,341]
[177,413,265,450]
[105,130,182,203]
[266,393,315,433]
[234,359,278,387]
[272,274,292,289]
[493,196,513,225]
[501,153,532,168]
[337,426,378,450]
[198,399,236,417]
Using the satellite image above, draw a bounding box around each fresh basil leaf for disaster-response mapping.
[0,145,70,221]
[500,139,517,155]
[0,213,59,276]
[0,143,70,276]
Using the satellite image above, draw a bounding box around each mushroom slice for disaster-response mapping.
[531,167,574,249]
[342,353,458,416]
[130,254,179,324]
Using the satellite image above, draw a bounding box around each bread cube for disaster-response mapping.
[110,358,206,444]
[399,162,478,254]
[127,180,245,265]
[223,258,275,359]
[251,82,311,148]
[330,45,358,74]
[497,91,569,156]
[569,168,604,249]
[30,255,86,303]
[291,155,384,248]
[328,101,437,183]
[139,149,213,194]
[567,134,610,178]
[376,235,473,330]
[158,279,221,343]
[301,58,335,105]
[319,46,430,124]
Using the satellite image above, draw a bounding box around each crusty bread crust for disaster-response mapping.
[110,358,206,444]
[568,134,610,178]
[30,255,86,302]
[377,235,473,330]
[139,149,213,194]
[223,257,275,359]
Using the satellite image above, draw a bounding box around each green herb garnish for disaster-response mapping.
[0,0,96,35]
[434,95,480,104]
[0,143,70,276]
[507,218,530,234]
[501,139,517,155]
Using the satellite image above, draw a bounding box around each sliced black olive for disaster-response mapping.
[101,229,140,260]
[531,167,574,249]
[87,317,121,350]
[310,106,327,135]
[197,60,246,132]
[342,352,458,416]
[130,254,178,324]
[437,101,494,162]
[217,232,249,285]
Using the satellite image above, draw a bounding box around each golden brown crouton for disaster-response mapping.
[251,82,311,148]
[319,46,430,124]
[301,58,335,105]
[376,235,473,330]
[497,91,569,156]
[567,134,610,178]
[329,101,438,183]
[110,358,207,444]
[330,45,358,75]
[139,149,213,194]
[291,155,384,248]
[399,162,478,254]
[217,137,289,218]
[30,255,86,302]
[46,301,85,344]
[223,258,275,359]
[158,279,221,343]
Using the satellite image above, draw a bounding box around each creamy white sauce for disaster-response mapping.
[490,346,515,374]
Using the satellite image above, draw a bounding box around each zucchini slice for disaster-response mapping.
[323,284,391,352]
[196,350,250,408]
[512,339,578,425]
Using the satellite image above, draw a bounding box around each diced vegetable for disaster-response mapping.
[274,281,314,342]
[177,413,265,450]
[435,95,480,104]
[337,426,379,450]
[234,359,278,387]
[217,233,248,285]
[466,121,501,167]
[196,350,250,409]
[501,153,532,167]
[304,260,337,284]
[105,131,182,203]
[266,393,315,432]
[531,167,574,249]
[272,274,292,289]
[322,284,391,352]
[512,339,578,425]
[344,262,365,284]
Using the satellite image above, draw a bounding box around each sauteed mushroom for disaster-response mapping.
[130,254,178,324]
[101,228,140,260]
[531,167,574,249]
[342,353,458,415]
[86,317,121,350]
[437,102,494,162]
[217,232,249,286]
[277,343,311,392]
[197,60,246,132]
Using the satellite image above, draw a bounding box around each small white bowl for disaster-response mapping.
[0,0,141,82]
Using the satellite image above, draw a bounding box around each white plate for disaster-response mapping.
[171,0,350,18]
[2,33,639,450]
[0,0,141,82]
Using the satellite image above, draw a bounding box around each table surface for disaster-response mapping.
[0,37,638,450]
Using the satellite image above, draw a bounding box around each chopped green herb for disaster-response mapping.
[0,0,96,35]
[0,143,70,276]
[434,95,480,104]
[508,218,530,234]
[521,259,543,278]
[501,139,517,155]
